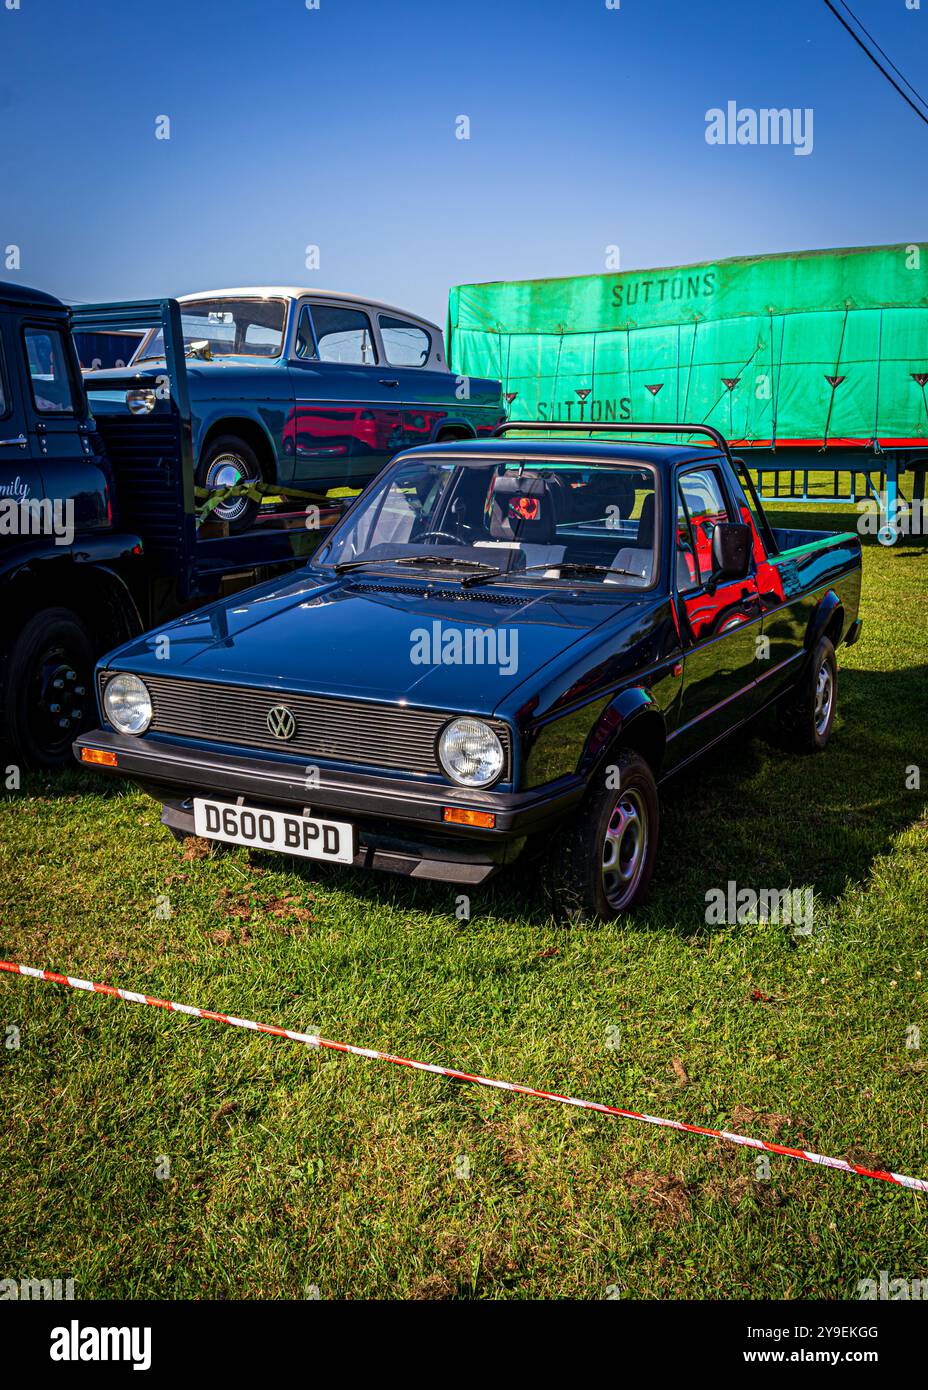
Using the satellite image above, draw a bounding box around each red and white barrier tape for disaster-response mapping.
[2,957,925,1194]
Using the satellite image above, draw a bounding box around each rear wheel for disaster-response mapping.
[198,434,264,533]
[778,635,838,753]
[1,608,95,769]
[542,748,660,923]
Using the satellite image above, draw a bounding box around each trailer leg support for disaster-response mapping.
[880,460,899,545]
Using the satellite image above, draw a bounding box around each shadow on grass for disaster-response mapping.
[638,660,927,934]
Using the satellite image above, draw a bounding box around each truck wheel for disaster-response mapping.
[1,608,95,770]
[542,748,659,923]
[778,635,838,753]
[198,435,263,533]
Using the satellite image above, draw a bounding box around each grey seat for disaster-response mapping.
[605,492,655,585]
[606,547,653,585]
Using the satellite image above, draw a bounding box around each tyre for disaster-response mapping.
[542,747,660,923]
[778,635,838,753]
[1,608,95,770]
[197,434,264,533]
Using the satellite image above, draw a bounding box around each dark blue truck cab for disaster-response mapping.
[75,421,863,922]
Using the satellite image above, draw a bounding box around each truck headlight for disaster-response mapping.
[438,718,504,788]
[104,674,153,734]
[126,388,156,414]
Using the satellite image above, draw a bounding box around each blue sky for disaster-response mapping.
[2,0,926,326]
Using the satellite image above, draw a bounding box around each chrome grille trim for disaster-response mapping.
[98,672,511,779]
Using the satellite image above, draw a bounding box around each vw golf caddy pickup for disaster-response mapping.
[75,422,863,921]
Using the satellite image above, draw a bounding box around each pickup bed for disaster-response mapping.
[75,421,862,922]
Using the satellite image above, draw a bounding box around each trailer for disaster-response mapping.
[447,244,928,542]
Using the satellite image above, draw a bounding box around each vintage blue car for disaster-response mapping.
[88,286,504,529]
[75,422,862,921]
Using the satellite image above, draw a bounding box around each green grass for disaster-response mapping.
[1,502,927,1300]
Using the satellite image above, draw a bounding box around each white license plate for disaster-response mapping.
[193,799,355,864]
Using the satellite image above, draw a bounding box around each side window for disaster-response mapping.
[294,305,315,360]
[675,495,698,591]
[378,315,430,367]
[24,326,78,414]
[677,467,731,587]
[310,304,377,365]
[732,458,775,559]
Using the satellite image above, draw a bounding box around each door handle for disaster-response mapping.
[0,434,27,447]
[379,378,400,388]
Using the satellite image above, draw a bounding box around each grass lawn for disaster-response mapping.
[1,501,926,1300]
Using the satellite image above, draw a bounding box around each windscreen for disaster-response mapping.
[315,456,659,587]
[135,298,286,361]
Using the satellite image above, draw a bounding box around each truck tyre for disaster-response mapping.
[542,747,659,923]
[198,435,263,533]
[1,608,95,770]
[778,635,838,754]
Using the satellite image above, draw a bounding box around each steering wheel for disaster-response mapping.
[418,529,469,546]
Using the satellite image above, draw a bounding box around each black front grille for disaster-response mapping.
[98,672,511,779]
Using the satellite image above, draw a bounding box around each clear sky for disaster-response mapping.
[2,0,926,327]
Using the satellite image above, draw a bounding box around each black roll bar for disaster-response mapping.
[492,419,735,467]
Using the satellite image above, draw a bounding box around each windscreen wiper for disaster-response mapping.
[334,554,499,576]
[462,561,641,588]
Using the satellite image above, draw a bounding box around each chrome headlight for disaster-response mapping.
[126,388,156,415]
[438,718,504,788]
[104,673,153,734]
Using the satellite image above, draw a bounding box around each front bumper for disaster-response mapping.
[73,730,583,885]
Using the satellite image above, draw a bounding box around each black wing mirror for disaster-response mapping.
[708,522,752,588]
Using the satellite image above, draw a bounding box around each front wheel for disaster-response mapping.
[1,608,95,769]
[197,435,264,533]
[542,748,660,923]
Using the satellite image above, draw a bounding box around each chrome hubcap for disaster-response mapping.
[206,452,255,523]
[814,661,833,735]
[601,788,648,910]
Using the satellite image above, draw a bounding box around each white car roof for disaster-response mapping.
[177,287,441,334]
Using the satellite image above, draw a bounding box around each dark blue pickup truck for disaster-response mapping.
[75,421,863,922]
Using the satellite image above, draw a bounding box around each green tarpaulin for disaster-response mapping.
[448,245,928,449]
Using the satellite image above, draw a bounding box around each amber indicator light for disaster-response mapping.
[81,748,118,768]
[443,807,495,829]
